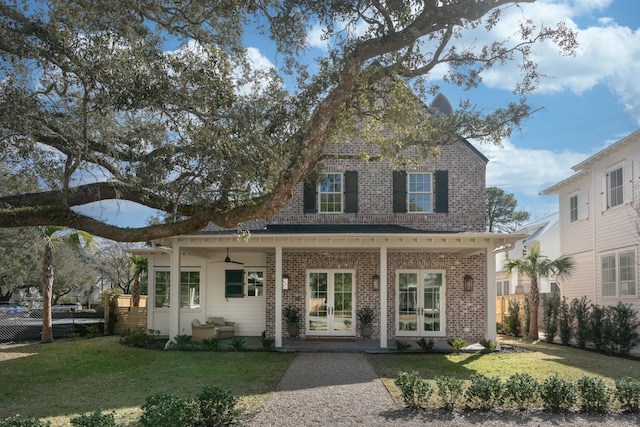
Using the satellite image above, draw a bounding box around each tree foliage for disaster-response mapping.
[0,1,577,241]
[486,187,530,232]
[504,247,573,340]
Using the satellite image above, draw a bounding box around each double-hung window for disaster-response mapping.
[608,166,624,208]
[602,250,636,297]
[319,173,343,213]
[408,173,432,213]
[570,195,578,222]
[603,162,632,211]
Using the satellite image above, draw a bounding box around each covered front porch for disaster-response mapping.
[140,228,521,349]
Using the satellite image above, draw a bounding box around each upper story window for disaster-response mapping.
[303,171,358,214]
[602,162,632,211]
[319,173,343,213]
[570,195,578,222]
[408,173,432,213]
[569,190,588,223]
[393,170,448,214]
[608,166,624,208]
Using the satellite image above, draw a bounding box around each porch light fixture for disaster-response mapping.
[372,274,380,291]
[282,274,289,290]
[463,274,474,291]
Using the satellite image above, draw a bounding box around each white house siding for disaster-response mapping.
[544,130,640,315]
[205,252,267,337]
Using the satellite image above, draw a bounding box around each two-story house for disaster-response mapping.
[136,95,522,348]
[542,129,639,313]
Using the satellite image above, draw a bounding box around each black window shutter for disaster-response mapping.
[393,170,407,213]
[303,180,317,213]
[434,170,449,213]
[344,171,358,213]
[225,270,244,298]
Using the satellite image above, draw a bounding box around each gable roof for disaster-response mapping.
[542,129,640,194]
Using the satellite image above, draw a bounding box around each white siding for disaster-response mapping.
[205,252,267,336]
[560,250,595,303]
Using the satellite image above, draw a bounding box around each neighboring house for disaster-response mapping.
[495,212,561,296]
[134,95,522,348]
[542,129,640,313]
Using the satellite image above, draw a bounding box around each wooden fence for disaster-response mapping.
[104,295,148,335]
[496,294,527,326]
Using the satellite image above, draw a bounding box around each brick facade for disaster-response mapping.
[265,249,487,343]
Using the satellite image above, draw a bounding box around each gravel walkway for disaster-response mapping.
[243,352,640,426]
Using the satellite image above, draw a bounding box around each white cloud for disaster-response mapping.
[465,1,640,124]
[471,138,587,197]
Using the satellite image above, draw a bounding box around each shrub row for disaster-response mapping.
[542,295,640,356]
[0,386,239,427]
[120,327,276,351]
[394,371,640,412]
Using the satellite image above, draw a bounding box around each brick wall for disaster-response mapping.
[265,249,487,343]
[268,139,486,232]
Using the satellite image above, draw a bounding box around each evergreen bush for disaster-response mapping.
[394,371,432,409]
[0,415,50,427]
[70,411,119,427]
[464,374,504,410]
[558,296,573,346]
[571,296,591,349]
[435,375,464,411]
[140,394,199,427]
[607,302,640,356]
[614,377,640,412]
[503,372,539,410]
[589,304,611,352]
[503,299,521,337]
[542,294,561,343]
[576,376,610,413]
[540,374,577,412]
[197,386,239,426]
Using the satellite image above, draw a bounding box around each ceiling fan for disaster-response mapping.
[213,248,244,265]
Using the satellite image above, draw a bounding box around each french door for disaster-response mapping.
[397,270,446,337]
[307,270,355,336]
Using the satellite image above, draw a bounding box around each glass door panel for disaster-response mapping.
[307,271,355,335]
[308,272,328,331]
[398,273,418,331]
[333,272,353,331]
[423,272,442,332]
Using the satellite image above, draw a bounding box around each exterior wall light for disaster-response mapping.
[372,274,380,291]
[463,274,474,291]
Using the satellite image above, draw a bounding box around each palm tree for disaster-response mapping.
[503,247,574,341]
[40,226,95,343]
[129,255,148,307]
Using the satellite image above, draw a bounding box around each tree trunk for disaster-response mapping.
[132,276,140,307]
[528,276,540,341]
[41,242,54,343]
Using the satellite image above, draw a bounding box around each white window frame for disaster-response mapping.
[154,270,171,309]
[318,172,343,213]
[179,270,201,310]
[245,269,265,298]
[569,190,589,223]
[601,249,637,298]
[570,195,578,222]
[396,269,446,337]
[407,172,433,213]
[602,162,632,211]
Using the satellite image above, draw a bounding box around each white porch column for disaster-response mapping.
[486,247,497,341]
[169,242,181,341]
[379,246,388,348]
[275,245,283,348]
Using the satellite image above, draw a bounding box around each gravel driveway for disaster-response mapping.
[243,352,640,426]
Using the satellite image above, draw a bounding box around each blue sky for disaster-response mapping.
[79,0,640,228]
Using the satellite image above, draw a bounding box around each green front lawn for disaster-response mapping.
[367,338,640,404]
[0,336,294,426]
[2,336,640,425]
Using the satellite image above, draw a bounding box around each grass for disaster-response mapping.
[0,336,295,426]
[2,335,640,424]
[367,338,640,405]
